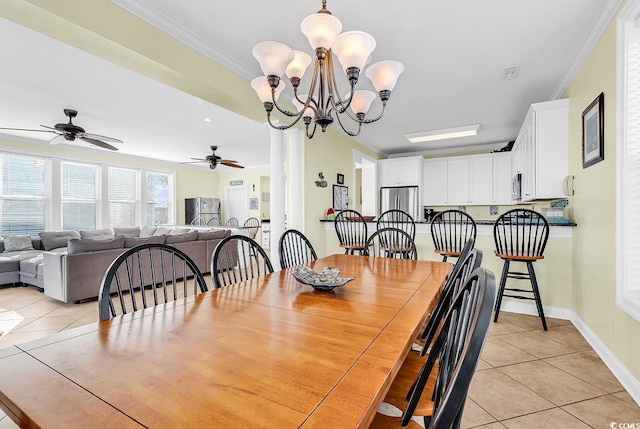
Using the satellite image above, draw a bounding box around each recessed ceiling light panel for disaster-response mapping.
[405,124,480,143]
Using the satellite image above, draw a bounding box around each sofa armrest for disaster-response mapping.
[43,251,66,302]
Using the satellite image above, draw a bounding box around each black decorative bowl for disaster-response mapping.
[292,266,356,291]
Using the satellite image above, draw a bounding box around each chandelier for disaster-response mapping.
[250,0,404,139]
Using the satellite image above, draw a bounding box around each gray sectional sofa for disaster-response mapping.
[0,226,231,304]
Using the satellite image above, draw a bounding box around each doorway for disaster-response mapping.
[225,186,247,224]
[353,150,377,217]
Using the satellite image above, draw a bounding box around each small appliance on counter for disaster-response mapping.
[424,208,439,222]
[542,199,572,224]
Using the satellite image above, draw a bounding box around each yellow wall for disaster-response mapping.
[563,3,640,378]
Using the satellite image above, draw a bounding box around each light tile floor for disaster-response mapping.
[0,285,639,428]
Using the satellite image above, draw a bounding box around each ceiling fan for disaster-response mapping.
[182,146,244,170]
[0,108,123,151]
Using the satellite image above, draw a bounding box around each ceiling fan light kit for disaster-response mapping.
[250,0,404,139]
[0,108,123,151]
[181,145,244,170]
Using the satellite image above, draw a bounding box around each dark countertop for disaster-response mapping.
[319,219,577,226]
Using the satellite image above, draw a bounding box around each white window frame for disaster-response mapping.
[616,0,640,322]
[106,166,140,228]
[60,160,99,231]
[143,170,175,226]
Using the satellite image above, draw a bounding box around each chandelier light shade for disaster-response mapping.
[250,0,404,138]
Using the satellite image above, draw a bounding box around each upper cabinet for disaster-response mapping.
[423,153,511,206]
[378,156,423,187]
[513,99,569,201]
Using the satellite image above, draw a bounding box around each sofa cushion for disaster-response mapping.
[124,235,166,248]
[197,230,228,241]
[2,235,35,252]
[113,226,141,238]
[67,236,126,255]
[140,226,157,237]
[0,256,20,274]
[153,227,172,236]
[19,254,44,275]
[80,228,114,240]
[39,230,81,251]
[165,230,198,244]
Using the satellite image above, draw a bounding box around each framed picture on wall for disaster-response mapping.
[337,173,344,184]
[333,185,348,210]
[582,92,604,168]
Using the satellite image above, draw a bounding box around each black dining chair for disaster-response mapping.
[364,227,417,260]
[278,229,318,269]
[225,217,239,227]
[98,243,208,321]
[369,267,496,429]
[377,209,416,240]
[334,209,368,255]
[211,234,273,288]
[430,209,477,262]
[243,217,260,240]
[493,208,550,330]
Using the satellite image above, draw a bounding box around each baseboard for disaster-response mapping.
[500,302,640,406]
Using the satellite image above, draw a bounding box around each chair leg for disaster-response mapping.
[527,261,548,331]
[494,260,510,323]
[442,255,448,262]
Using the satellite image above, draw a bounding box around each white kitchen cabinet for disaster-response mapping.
[492,153,512,204]
[447,158,471,205]
[423,159,448,205]
[512,99,569,201]
[424,153,512,207]
[378,156,422,187]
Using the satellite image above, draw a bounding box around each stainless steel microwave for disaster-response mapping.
[512,173,522,202]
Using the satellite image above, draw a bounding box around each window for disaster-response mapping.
[146,172,171,226]
[0,150,175,233]
[109,167,137,227]
[0,154,46,236]
[617,0,640,322]
[61,162,97,231]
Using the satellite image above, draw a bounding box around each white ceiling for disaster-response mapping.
[0,1,619,166]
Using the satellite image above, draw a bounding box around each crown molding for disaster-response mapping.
[110,0,256,80]
[550,0,624,99]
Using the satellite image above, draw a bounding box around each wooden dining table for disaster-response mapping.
[0,254,450,428]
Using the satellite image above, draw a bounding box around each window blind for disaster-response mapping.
[0,154,46,236]
[62,162,97,230]
[109,167,137,227]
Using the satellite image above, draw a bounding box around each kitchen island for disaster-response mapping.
[322,219,576,318]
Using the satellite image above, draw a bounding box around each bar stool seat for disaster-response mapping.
[493,208,550,330]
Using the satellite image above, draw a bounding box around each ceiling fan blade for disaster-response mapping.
[80,132,123,144]
[0,126,57,134]
[49,134,67,145]
[78,136,119,151]
[178,160,207,164]
[220,161,244,169]
[40,125,60,131]
[218,159,238,164]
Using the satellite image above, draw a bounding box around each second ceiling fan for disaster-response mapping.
[183,146,244,170]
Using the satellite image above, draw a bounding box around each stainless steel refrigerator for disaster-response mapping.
[379,186,420,220]
[185,197,221,226]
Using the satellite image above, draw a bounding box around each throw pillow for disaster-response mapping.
[67,236,126,255]
[196,230,228,241]
[113,226,141,238]
[153,227,172,237]
[140,226,157,237]
[169,228,191,236]
[124,235,166,248]
[165,230,198,244]
[80,228,114,240]
[2,235,35,253]
[39,230,81,251]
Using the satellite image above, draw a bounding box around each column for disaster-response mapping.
[286,128,303,231]
[270,125,286,270]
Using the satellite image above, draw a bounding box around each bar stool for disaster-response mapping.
[430,209,477,262]
[334,209,368,255]
[493,208,550,330]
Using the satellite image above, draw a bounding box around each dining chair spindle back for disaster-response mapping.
[211,234,274,288]
[278,229,318,269]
